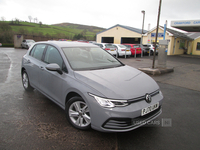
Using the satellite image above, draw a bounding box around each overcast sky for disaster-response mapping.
[0,0,199,31]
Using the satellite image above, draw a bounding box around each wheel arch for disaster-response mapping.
[21,67,26,76]
[65,92,82,105]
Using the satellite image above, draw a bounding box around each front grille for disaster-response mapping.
[102,106,161,130]
[127,90,160,104]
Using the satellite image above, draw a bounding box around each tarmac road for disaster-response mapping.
[0,48,200,150]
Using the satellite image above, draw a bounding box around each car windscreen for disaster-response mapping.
[27,40,35,43]
[62,47,123,71]
[133,45,140,48]
[124,45,131,48]
[118,45,127,48]
[105,44,115,48]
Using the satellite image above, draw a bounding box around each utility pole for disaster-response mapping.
[141,10,145,57]
[152,0,162,69]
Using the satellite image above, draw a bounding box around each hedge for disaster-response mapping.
[1,43,14,47]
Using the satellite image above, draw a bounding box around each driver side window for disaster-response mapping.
[44,46,67,73]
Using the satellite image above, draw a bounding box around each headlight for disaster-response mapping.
[89,93,128,108]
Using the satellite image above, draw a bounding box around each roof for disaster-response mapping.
[97,24,148,35]
[163,27,193,40]
[185,32,200,40]
[144,26,193,40]
[36,41,98,48]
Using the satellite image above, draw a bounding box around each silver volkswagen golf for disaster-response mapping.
[21,41,163,132]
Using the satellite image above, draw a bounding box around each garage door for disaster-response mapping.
[121,37,141,44]
[101,37,114,43]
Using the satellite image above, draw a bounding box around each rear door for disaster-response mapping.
[25,44,46,89]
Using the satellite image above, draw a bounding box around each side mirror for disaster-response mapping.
[46,63,63,75]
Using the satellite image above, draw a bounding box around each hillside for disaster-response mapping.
[52,22,105,32]
[1,21,105,41]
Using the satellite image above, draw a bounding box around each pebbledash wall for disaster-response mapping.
[191,36,200,55]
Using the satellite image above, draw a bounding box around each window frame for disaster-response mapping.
[29,44,47,61]
[43,45,68,73]
[196,42,200,51]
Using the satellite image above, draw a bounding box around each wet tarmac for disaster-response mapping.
[0,48,200,150]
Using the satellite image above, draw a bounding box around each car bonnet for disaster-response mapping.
[74,65,159,99]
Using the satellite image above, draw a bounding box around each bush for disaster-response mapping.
[1,43,14,47]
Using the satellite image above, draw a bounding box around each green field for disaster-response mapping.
[2,21,105,40]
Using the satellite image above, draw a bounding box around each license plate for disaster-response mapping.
[141,102,159,116]
[110,49,114,51]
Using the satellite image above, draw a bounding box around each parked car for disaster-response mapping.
[0,43,2,46]
[77,40,89,43]
[142,44,158,55]
[122,44,142,56]
[21,41,163,132]
[59,39,69,41]
[21,39,35,49]
[112,44,131,57]
[93,43,117,56]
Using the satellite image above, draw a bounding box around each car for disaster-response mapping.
[0,43,2,46]
[21,41,163,132]
[112,44,131,57]
[93,43,117,56]
[142,44,158,55]
[21,39,35,49]
[122,44,142,56]
[59,39,69,41]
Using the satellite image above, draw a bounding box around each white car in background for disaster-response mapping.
[93,43,117,56]
[113,44,131,57]
[21,39,35,49]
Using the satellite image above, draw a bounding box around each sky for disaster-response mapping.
[0,0,200,31]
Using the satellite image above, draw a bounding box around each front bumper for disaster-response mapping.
[86,90,163,132]
[102,106,162,131]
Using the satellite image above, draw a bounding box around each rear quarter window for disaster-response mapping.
[29,44,46,60]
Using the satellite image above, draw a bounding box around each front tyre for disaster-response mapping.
[65,97,91,130]
[22,70,34,91]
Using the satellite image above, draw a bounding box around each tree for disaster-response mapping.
[18,28,29,35]
[73,33,86,40]
[0,22,13,43]
[15,18,20,24]
[1,17,5,21]
[39,21,42,27]
[28,16,32,22]
[34,17,38,23]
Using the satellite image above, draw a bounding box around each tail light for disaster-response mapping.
[105,48,110,50]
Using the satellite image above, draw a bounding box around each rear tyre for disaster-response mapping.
[65,97,91,130]
[22,70,34,91]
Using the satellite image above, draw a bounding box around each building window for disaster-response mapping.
[196,42,200,51]
[179,39,185,49]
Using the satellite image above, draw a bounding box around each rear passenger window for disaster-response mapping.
[30,44,46,60]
